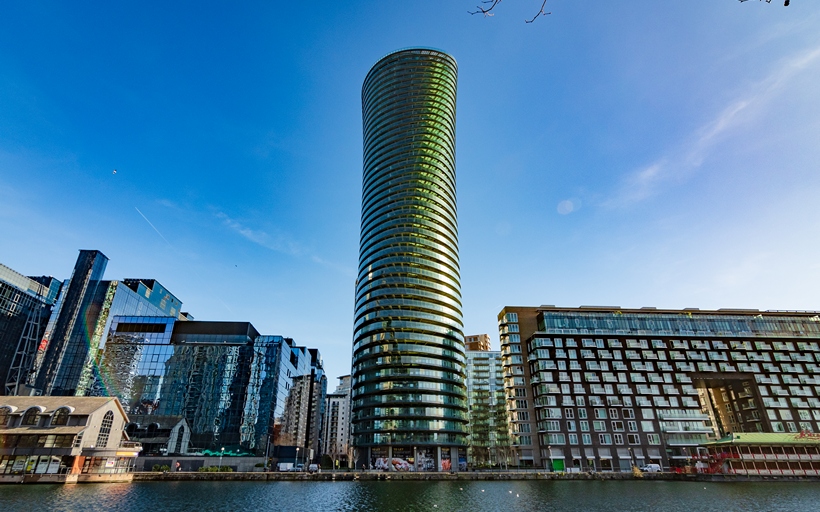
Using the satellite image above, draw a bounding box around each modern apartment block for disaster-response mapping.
[498,305,820,472]
[352,48,468,472]
[0,263,61,395]
[466,334,492,351]
[323,375,353,468]
[466,348,513,467]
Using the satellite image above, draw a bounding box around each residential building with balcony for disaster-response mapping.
[498,305,820,472]
[323,375,353,468]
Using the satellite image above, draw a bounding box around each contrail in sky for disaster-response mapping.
[134,206,234,314]
[135,206,173,247]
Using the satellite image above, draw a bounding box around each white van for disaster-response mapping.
[640,464,662,473]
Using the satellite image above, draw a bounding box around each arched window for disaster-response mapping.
[96,411,114,448]
[22,407,40,426]
[51,407,70,426]
[0,407,10,428]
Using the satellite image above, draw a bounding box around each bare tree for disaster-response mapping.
[470,0,790,24]
[468,0,550,23]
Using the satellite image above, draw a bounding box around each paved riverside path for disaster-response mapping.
[132,471,820,483]
[133,471,696,482]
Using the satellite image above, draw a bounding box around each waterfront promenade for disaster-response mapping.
[131,470,815,483]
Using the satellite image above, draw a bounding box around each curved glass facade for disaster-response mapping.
[353,48,468,470]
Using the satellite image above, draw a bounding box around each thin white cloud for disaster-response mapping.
[216,211,305,256]
[605,43,820,208]
[215,211,355,276]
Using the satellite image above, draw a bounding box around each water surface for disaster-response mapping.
[1,480,818,511]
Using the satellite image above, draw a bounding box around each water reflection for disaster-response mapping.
[1,480,820,512]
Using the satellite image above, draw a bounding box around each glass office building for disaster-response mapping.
[352,48,468,471]
[0,263,61,395]
[96,318,322,456]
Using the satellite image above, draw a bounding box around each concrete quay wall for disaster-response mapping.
[132,471,820,483]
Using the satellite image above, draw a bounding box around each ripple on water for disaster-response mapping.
[2,480,820,511]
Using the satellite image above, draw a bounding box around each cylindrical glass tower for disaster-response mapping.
[352,48,468,472]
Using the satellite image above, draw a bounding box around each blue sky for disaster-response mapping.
[1,1,819,382]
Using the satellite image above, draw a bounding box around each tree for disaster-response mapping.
[469,0,791,24]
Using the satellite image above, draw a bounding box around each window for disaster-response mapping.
[518,436,532,446]
[51,407,70,426]
[623,409,635,419]
[580,421,589,432]
[628,434,640,445]
[641,421,654,432]
[608,408,619,419]
[594,409,607,419]
[599,434,613,445]
[566,421,576,432]
[96,411,114,448]
[545,420,561,431]
[593,421,606,432]
[506,313,518,323]
[22,408,39,426]
[628,421,638,432]
[564,408,575,419]
[516,400,528,410]
[569,434,578,445]
[517,411,530,421]
[614,434,624,445]
[647,434,661,445]
[546,434,565,444]
[578,409,588,419]
[582,434,592,445]
[611,421,624,432]
[518,424,531,433]
[575,396,585,407]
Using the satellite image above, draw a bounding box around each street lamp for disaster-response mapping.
[547,445,552,472]
[219,447,225,471]
[628,447,634,470]
[296,447,300,470]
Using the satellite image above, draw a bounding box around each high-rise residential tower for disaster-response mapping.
[352,48,468,471]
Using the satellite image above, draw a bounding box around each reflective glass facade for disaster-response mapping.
[353,48,468,469]
[96,318,323,456]
[0,264,61,395]
[35,250,109,396]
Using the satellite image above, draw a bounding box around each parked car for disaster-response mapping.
[295,464,305,472]
[308,464,319,473]
[640,464,662,473]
